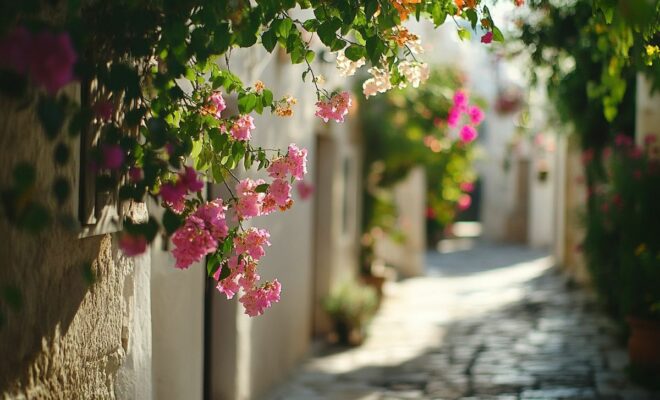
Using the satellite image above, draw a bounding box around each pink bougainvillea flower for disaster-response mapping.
[467,105,484,125]
[452,90,469,111]
[0,26,32,73]
[236,192,262,219]
[159,182,186,213]
[129,166,143,183]
[193,198,228,240]
[296,181,314,200]
[29,31,77,94]
[260,194,278,215]
[238,260,261,291]
[315,91,352,123]
[215,256,244,299]
[614,134,632,147]
[268,178,291,207]
[459,125,478,143]
[514,0,524,6]
[267,157,289,179]
[230,114,255,141]
[481,31,493,44]
[457,194,472,211]
[180,166,205,192]
[171,215,217,269]
[209,92,226,119]
[460,182,475,193]
[239,280,281,317]
[119,233,148,256]
[101,144,124,170]
[234,227,270,261]
[93,100,114,121]
[447,107,461,128]
[286,144,308,180]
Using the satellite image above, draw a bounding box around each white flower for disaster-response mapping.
[336,51,366,77]
[398,61,430,88]
[362,66,393,98]
[407,38,424,55]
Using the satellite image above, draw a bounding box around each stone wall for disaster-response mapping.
[0,92,150,398]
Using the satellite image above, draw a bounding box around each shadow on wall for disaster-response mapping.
[0,230,103,393]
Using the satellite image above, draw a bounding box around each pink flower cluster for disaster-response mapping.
[213,228,281,316]
[210,92,226,119]
[447,90,484,144]
[315,91,352,123]
[171,199,228,269]
[0,27,77,94]
[160,167,205,213]
[231,114,255,141]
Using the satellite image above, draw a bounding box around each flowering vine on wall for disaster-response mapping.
[0,0,518,317]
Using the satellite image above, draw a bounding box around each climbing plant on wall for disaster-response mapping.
[359,68,482,265]
[0,0,515,317]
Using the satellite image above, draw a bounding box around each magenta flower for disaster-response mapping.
[101,144,125,170]
[129,167,143,183]
[93,100,114,121]
[29,31,77,94]
[447,107,461,128]
[459,125,478,143]
[119,233,148,256]
[0,26,32,73]
[180,166,205,192]
[481,31,493,44]
[193,199,228,240]
[468,105,484,125]
[231,114,255,141]
[171,216,217,269]
[452,90,469,111]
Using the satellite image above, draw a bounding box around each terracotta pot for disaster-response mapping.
[627,316,660,369]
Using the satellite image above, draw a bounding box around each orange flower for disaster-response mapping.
[391,0,421,21]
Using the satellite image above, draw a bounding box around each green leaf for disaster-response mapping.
[344,44,365,61]
[302,19,319,32]
[277,18,293,38]
[262,89,274,105]
[262,28,277,52]
[366,36,385,65]
[492,27,504,42]
[305,50,315,64]
[162,208,183,235]
[318,19,340,47]
[457,28,471,41]
[255,183,269,193]
[237,93,258,113]
[206,254,221,277]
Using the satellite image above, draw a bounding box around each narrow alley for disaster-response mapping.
[268,242,659,400]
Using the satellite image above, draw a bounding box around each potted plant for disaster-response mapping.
[583,135,660,373]
[322,280,379,346]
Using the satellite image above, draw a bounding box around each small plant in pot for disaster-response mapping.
[583,135,660,377]
[322,280,379,346]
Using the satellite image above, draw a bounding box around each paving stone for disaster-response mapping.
[266,243,660,400]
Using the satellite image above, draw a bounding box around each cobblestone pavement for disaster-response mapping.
[267,242,660,400]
